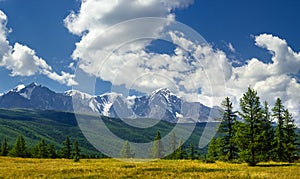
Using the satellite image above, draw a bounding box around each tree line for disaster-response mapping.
[119,131,198,160]
[0,136,81,162]
[120,87,299,165]
[207,87,299,165]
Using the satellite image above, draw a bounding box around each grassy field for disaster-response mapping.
[0,157,299,178]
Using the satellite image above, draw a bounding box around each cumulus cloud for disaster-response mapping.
[227,34,300,125]
[65,1,300,125]
[0,10,77,86]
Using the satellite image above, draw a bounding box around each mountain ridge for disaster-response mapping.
[0,83,215,123]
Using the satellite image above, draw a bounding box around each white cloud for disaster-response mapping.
[0,10,77,86]
[227,34,300,125]
[228,43,235,52]
[65,1,300,125]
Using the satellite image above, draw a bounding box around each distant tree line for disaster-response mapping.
[0,136,81,162]
[206,87,299,166]
[119,131,200,160]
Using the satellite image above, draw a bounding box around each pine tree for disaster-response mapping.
[283,109,297,163]
[206,138,220,162]
[60,136,72,159]
[9,135,27,158]
[218,97,238,162]
[151,131,164,158]
[47,144,57,158]
[1,137,8,156]
[188,143,195,160]
[260,101,274,161]
[169,131,177,159]
[37,139,48,158]
[272,98,286,161]
[73,141,80,162]
[236,87,264,166]
[174,138,185,159]
[120,140,134,158]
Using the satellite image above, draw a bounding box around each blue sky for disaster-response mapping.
[0,0,300,123]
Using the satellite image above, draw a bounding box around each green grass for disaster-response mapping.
[0,157,299,178]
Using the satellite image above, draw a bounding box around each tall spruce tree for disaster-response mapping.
[1,137,8,156]
[151,131,164,158]
[260,101,274,161]
[9,135,27,158]
[272,98,286,161]
[188,143,195,160]
[38,139,48,158]
[283,109,297,163]
[169,131,177,159]
[218,97,238,162]
[174,138,185,159]
[206,138,220,162]
[60,136,72,159]
[236,87,264,166]
[73,141,80,162]
[47,144,57,158]
[120,140,134,158]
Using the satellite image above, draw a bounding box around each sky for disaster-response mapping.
[0,0,300,124]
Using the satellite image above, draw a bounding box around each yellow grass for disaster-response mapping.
[0,157,299,178]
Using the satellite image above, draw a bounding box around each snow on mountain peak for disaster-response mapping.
[65,90,93,99]
[11,84,26,92]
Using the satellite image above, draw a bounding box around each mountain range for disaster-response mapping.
[0,83,216,123]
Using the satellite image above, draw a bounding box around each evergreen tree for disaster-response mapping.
[218,97,238,162]
[272,98,286,161]
[60,136,72,159]
[174,138,185,159]
[35,139,48,158]
[120,140,134,158]
[1,137,8,156]
[283,109,297,163]
[9,135,27,158]
[47,144,57,158]
[188,143,195,160]
[151,131,164,158]
[169,131,177,159]
[236,87,264,166]
[73,141,81,162]
[206,138,220,162]
[260,101,274,161]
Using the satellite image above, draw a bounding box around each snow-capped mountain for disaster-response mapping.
[0,83,214,123]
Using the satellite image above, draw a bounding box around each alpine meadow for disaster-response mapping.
[1,0,300,178]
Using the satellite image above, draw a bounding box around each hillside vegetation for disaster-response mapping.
[0,108,210,158]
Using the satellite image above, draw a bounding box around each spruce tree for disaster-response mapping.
[47,144,57,158]
[174,138,185,159]
[151,131,164,158]
[188,143,195,160]
[9,135,27,158]
[73,141,80,162]
[60,136,72,159]
[206,138,220,162]
[169,131,177,159]
[236,87,264,166]
[283,109,297,163]
[260,101,274,161]
[120,140,134,158]
[1,137,8,156]
[272,98,286,161]
[36,139,48,158]
[218,97,238,162]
